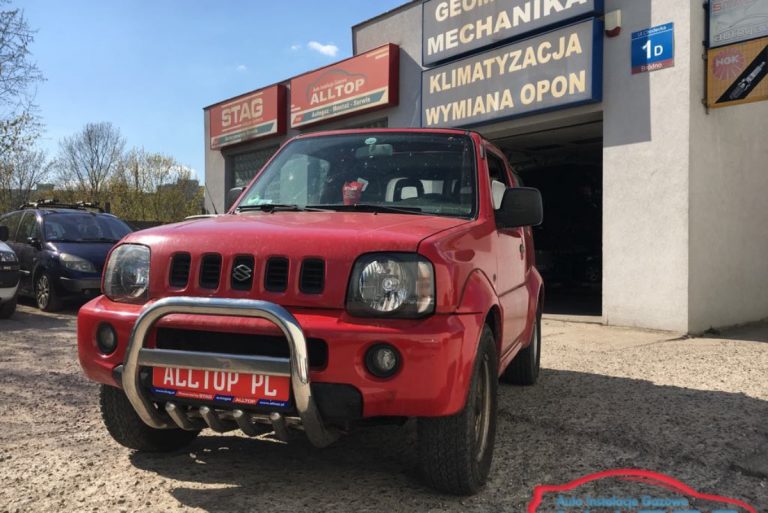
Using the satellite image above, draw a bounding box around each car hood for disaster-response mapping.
[124,212,470,308]
[125,212,468,254]
[48,241,115,272]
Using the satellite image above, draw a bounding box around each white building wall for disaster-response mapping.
[687,3,768,332]
[601,0,693,331]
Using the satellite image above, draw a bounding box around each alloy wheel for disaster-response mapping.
[36,275,50,310]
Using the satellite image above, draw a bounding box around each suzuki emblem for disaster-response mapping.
[232,264,253,282]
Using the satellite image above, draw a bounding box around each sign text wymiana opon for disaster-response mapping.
[422,0,602,66]
[422,18,602,128]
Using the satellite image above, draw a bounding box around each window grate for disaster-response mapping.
[264,257,289,292]
[300,259,325,294]
[169,253,191,288]
[199,254,222,289]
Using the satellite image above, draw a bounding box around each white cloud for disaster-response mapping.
[236,64,247,72]
[290,43,302,51]
[307,41,339,57]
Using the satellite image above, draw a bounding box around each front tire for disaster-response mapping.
[418,325,498,495]
[501,306,541,386]
[35,272,62,312]
[99,385,199,452]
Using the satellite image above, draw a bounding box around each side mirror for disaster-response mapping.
[0,226,7,242]
[495,187,543,229]
[226,187,245,211]
[27,236,42,249]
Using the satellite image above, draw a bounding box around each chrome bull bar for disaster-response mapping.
[121,296,339,448]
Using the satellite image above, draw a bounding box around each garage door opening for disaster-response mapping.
[492,121,603,317]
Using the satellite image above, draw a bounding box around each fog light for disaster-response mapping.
[365,343,400,378]
[96,323,117,355]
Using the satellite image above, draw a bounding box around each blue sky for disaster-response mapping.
[23,1,406,182]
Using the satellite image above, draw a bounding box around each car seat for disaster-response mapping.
[394,178,424,201]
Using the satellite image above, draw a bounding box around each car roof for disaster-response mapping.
[294,127,477,139]
[8,208,117,218]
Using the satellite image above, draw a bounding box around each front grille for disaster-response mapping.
[155,328,328,369]
[0,269,19,288]
[169,253,191,288]
[300,258,325,294]
[199,254,222,289]
[264,257,289,292]
[231,255,255,291]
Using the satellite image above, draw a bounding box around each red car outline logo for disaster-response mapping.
[528,469,756,513]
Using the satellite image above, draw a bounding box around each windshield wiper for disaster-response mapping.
[236,204,330,213]
[309,204,425,215]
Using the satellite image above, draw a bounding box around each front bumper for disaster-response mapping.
[59,276,101,294]
[78,295,485,422]
[120,297,338,447]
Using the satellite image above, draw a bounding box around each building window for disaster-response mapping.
[229,147,278,188]
[349,118,388,129]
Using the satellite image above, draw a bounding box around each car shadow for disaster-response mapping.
[2,301,78,332]
[129,369,767,512]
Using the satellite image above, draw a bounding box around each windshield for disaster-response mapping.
[236,132,477,218]
[42,213,132,243]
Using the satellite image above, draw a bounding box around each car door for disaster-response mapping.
[14,211,41,295]
[487,149,529,356]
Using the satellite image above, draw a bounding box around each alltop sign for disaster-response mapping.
[422,18,602,128]
[422,0,602,66]
[208,85,286,150]
[290,44,399,128]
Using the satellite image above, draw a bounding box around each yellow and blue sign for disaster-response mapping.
[631,23,675,74]
[422,19,603,127]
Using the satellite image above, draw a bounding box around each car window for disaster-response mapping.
[41,213,132,242]
[487,152,509,210]
[238,133,477,218]
[0,211,23,241]
[16,212,39,243]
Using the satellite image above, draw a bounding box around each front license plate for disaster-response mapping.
[152,367,291,408]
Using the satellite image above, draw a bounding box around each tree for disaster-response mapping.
[55,122,125,203]
[0,147,50,210]
[109,148,203,223]
[0,3,44,159]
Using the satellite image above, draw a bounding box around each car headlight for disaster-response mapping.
[60,253,97,273]
[103,244,150,303]
[347,253,435,318]
[0,250,17,263]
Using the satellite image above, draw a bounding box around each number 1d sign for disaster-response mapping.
[631,23,675,74]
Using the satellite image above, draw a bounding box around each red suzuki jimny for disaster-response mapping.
[77,129,544,494]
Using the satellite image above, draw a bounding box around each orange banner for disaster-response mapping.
[707,37,768,108]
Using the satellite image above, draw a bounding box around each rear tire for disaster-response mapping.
[35,272,62,312]
[99,385,199,452]
[501,307,541,386]
[418,325,498,495]
[0,297,16,319]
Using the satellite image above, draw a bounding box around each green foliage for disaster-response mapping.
[108,148,203,223]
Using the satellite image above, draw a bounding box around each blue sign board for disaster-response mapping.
[631,23,675,74]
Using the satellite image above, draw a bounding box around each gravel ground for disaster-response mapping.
[0,302,766,512]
